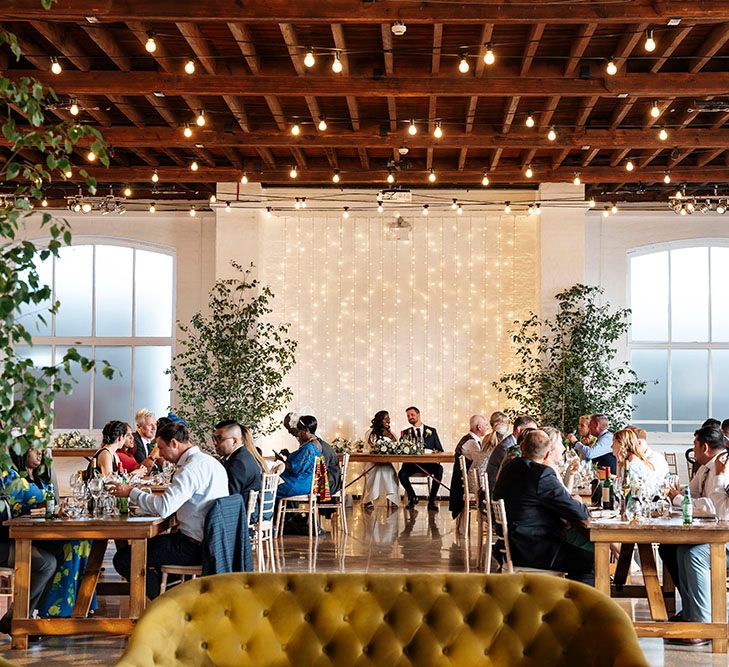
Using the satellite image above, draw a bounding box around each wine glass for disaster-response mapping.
[87,477,104,517]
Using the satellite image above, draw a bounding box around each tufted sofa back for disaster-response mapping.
[117,572,648,667]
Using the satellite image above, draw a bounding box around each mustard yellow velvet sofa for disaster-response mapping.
[117,572,648,667]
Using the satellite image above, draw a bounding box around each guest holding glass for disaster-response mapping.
[363,411,400,510]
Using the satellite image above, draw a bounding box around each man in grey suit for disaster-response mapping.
[485,415,537,496]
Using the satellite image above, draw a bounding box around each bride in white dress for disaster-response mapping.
[363,410,400,509]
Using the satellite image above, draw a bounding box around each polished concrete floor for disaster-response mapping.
[0,501,725,666]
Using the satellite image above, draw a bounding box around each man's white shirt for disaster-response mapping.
[672,451,727,518]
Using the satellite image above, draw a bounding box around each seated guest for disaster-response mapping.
[613,428,660,486]
[116,423,140,474]
[660,427,729,644]
[362,411,400,509]
[284,412,341,495]
[542,427,579,492]
[494,429,592,583]
[721,419,729,443]
[88,420,126,476]
[109,423,228,599]
[486,415,537,496]
[398,406,443,512]
[449,415,489,520]
[702,418,721,430]
[568,413,616,474]
[274,416,325,498]
[132,408,157,464]
[214,420,267,506]
[482,411,509,458]
[626,426,669,480]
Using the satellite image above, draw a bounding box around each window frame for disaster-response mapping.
[25,236,177,432]
[627,238,729,432]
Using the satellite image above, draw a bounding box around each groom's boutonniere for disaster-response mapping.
[425,429,433,437]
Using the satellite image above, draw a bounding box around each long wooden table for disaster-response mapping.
[589,515,729,653]
[7,514,170,649]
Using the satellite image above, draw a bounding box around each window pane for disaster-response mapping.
[95,246,133,337]
[631,349,668,420]
[671,247,709,342]
[53,345,92,429]
[17,252,52,336]
[55,245,93,336]
[632,422,668,433]
[133,346,172,418]
[93,346,131,428]
[712,350,729,419]
[630,252,669,341]
[15,345,52,367]
[711,247,729,342]
[671,423,703,433]
[135,251,173,337]
[671,349,709,421]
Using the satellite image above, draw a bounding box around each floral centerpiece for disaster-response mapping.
[52,431,98,449]
[371,435,425,455]
[331,437,366,454]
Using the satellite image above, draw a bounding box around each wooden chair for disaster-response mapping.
[664,452,678,476]
[249,473,280,571]
[457,455,481,538]
[160,565,202,595]
[0,567,13,617]
[317,453,350,534]
[276,461,320,540]
[685,448,697,481]
[477,471,495,574]
[491,499,566,577]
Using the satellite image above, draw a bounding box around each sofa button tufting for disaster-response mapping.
[363,585,369,592]
[305,613,312,622]
[442,647,450,656]
[402,585,409,592]
[185,614,192,622]
[201,642,208,650]
[363,646,370,655]
[343,615,349,622]
[442,585,449,593]
[224,609,231,617]
[324,584,331,592]
[262,609,269,617]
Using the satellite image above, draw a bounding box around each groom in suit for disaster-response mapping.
[398,406,443,512]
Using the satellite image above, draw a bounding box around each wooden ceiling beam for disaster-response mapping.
[5,1,729,23]
[331,23,360,131]
[689,23,729,73]
[176,22,219,76]
[227,23,261,75]
[80,24,132,71]
[650,26,693,73]
[696,148,724,167]
[30,21,89,71]
[460,24,493,169]
[613,23,648,68]
[564,23,597,76]
[279,24,323,128]
[520,23,545,77]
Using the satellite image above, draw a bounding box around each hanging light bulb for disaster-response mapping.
[679,205,687,216]
[304,49,315,68]
[69,100,79,116]
[81,201,93,213]
[452,203,461,215]
[190,160,199,171]
[123,186,132,197]
[50,57,62,74]
[149,202,156,213]
[294,197,302,210]
[196,110,206,127]
[265,206,273,218]
[387,170,395,184]
[588,197,596,208]
[525,164,534,178]
[675,188,682,199]
[458,54,470,73]
[428,168,436,183]
[289,166,298,178]
[525,113,535,128]
[210,194,217,204]
[408,119,417,135]
[86,150,96,162]
[451,198,458,210]
[659,127,668,141]
[183,124,193,138]
[300,197,307,209]
[527,204,535,216]
[291,124,301,136]
[650,101,660,118]
[481,172,490,186]
[151,169,159,183]
[377,200,384,213]
[184,59,196,75]
[64,168,73,178]
[664,172,671,184]
[433,122,443,139]
[535,203,542,216]
[332,169,341,183]
[483,44,495,65]
[611,204,619,214]
[332,51,343,73]
[504,201,511,214]
[240,172,248,184]
[145,32,157,53]
[644,30,656,52]
[606,59,618,75]
[547,126,557,141]
[342,206,350,219]
[602,206,610,218]
[189,205,196,217]
[573,173,581,186]
[422,204,429,216]
[225,201,231,212]
[318,117,327,131]
[625,160,634,172]
[41,198,48,207]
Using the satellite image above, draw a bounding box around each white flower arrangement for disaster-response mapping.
[371,435,425,455]
[52,431,98,449]
[331,437,366,454]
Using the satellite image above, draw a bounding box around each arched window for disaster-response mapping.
[628,241,729,433]
[17,240,175,430]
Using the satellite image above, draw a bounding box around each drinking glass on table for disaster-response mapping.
[87,476,104,517]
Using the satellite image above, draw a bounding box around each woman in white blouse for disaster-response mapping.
[362,410,400,509]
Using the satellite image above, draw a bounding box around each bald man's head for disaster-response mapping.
[469,415,488,437]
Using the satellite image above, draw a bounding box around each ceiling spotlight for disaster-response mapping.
[588,197,596,208]
[433,122,443,139]
[123,186,132,197]
[644,30,656,52]
[196,110,206,127]
[291,124,301,136]
[481,172,490,186]
[483,44,495,65]
[149,202,156,213]
[625,160,634,172]
[318,117,327,131]
[183,124,192,138]
[332,169,341,183]
[408,119,417,135]
[342,206,350,219]
[184,59,195,74]
[332,51,343,73]
[663,172,671,184]
[650,101,660,118]
[573,173,581,186]
[611,204,619,214]
[210,194,217,204]
[304,49,315,68]
[289,166,298,178]
[391,21,407,36]
[387,170,395,184]
[422,204,429,216]
[151,169,159,183]
[86,150,96,162]
[659,128,668,141]
[428,168,437,183]
[50,57,62,74]
[225,201,231,212]
[504,201,511,214]
[525,114,535,128]
[241,172,248,184]
[458,54,470,74]
[69,100,79,116]
[606,59,618,75]
[525,164,534,178]
[189,206,196,217]
[145,32,157,53]
[190,160,199,171]
[547,126,557,141]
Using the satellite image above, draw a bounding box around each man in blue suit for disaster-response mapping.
[398,406,443,512]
